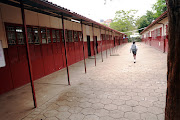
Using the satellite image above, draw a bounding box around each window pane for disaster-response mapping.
[41,28,47,44]
[56,30,60,42]
[7,32,16,45]
[68,30,73,42]
[27,27,33,43]
[17,32,24,44]
[33,28,40,44]
[7,26,15,32]
[74,31,78,42]
[52,30,56,43]
[47,29,51,43]
[16,27,24,44]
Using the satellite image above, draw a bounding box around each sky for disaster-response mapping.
[49,0,157,22]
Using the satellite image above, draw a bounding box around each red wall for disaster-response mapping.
[0,38,123,94]
[142,36,168,53]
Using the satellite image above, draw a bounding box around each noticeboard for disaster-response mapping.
[0,40,6,67]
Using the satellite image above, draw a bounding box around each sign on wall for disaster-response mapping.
[0,40,6,67]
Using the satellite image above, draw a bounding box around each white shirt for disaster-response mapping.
[130,44,138,51]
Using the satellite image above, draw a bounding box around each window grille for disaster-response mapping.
[41,28,47,44]
[33,28,40,44]
[6,26,16,45]
[56,30,60,42]
[27,27,33,44]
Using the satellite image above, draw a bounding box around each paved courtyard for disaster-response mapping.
[0,42,167,120]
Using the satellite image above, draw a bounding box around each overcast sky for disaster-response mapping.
[49,0,157,22]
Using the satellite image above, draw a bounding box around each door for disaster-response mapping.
[95,36,98,54]
[87,36,91,56]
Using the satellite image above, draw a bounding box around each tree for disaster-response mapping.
[152,0,167,18]
[110,10,137,36]
[165,0,180,119]
[136,11,155,33]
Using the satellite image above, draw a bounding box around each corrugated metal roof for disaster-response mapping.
[0,0,126,35]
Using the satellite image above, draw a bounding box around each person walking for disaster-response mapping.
[130,41,138,63]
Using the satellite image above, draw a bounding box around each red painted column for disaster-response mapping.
[105,30,107,58]
[100,28,103,62]
[92,24,96,66]
[62,16,70,85]
[20,0,37,108]
[108,30,111,56]
[80,20,87,73]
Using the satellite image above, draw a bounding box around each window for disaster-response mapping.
[56,30,60,42]
[41,28,47,44]
[6,26,16,45]
[6,25,25,45]
[51,29,56,43]
[62,30,67,42]
[27,27,33,44]
[157,28,160,36]
[78,31,82,41]
[33,28,40,44]
[47,29,51,43]
[16,26,24,45]
[67,30,73,42]
[106,35,109,40]
[166,25,168,35]
[74,31,78,42]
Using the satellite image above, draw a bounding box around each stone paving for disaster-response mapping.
[0,43,167,120]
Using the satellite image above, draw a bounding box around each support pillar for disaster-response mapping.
[92,24,96,66]
[105,30,107,58]
[80,20,87,73]
[109,30,111,56]
[62,15,70,85]
[100,28,103,62]
[20,0,37,108]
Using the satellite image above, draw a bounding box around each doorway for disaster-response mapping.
[87,36,91,56]
[94,36,98,54]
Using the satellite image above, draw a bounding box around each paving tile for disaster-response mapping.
[69,113,85,120]
[109,110,124,119]
[43,110,59,118]
[104,104,118,110]
[68,107,82,114]
[124,112,140,120]
[99,116,115,120]
[141,112,158,120]
[81,108,95,115]
[57,105,70,112]
[125,100,139,107]
[56,111,71,119]
[118,105,132,112]
[133,106,147,113]
[91,103,104,109]
[147,106,164,115]
[94,109,109,117]
[83,115,99,120]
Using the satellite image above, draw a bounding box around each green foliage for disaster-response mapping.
[110,10,137,37]
[136,0,167,33]
[101,23,108,26]
[152,0,167,18]
[128,37,141,42]
[136,11,155,33]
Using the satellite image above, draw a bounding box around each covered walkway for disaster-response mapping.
[0,42,167,120]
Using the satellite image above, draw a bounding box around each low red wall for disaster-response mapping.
[0,39,124,94]
[142,36,168,53]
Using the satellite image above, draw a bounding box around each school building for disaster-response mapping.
[0,0,127,100]
[141,11,168,53]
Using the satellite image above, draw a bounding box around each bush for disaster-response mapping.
[128,37,141,42]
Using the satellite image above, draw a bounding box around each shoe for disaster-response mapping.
[134,59,136,63]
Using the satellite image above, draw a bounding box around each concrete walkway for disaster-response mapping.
[0,42,167,120]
